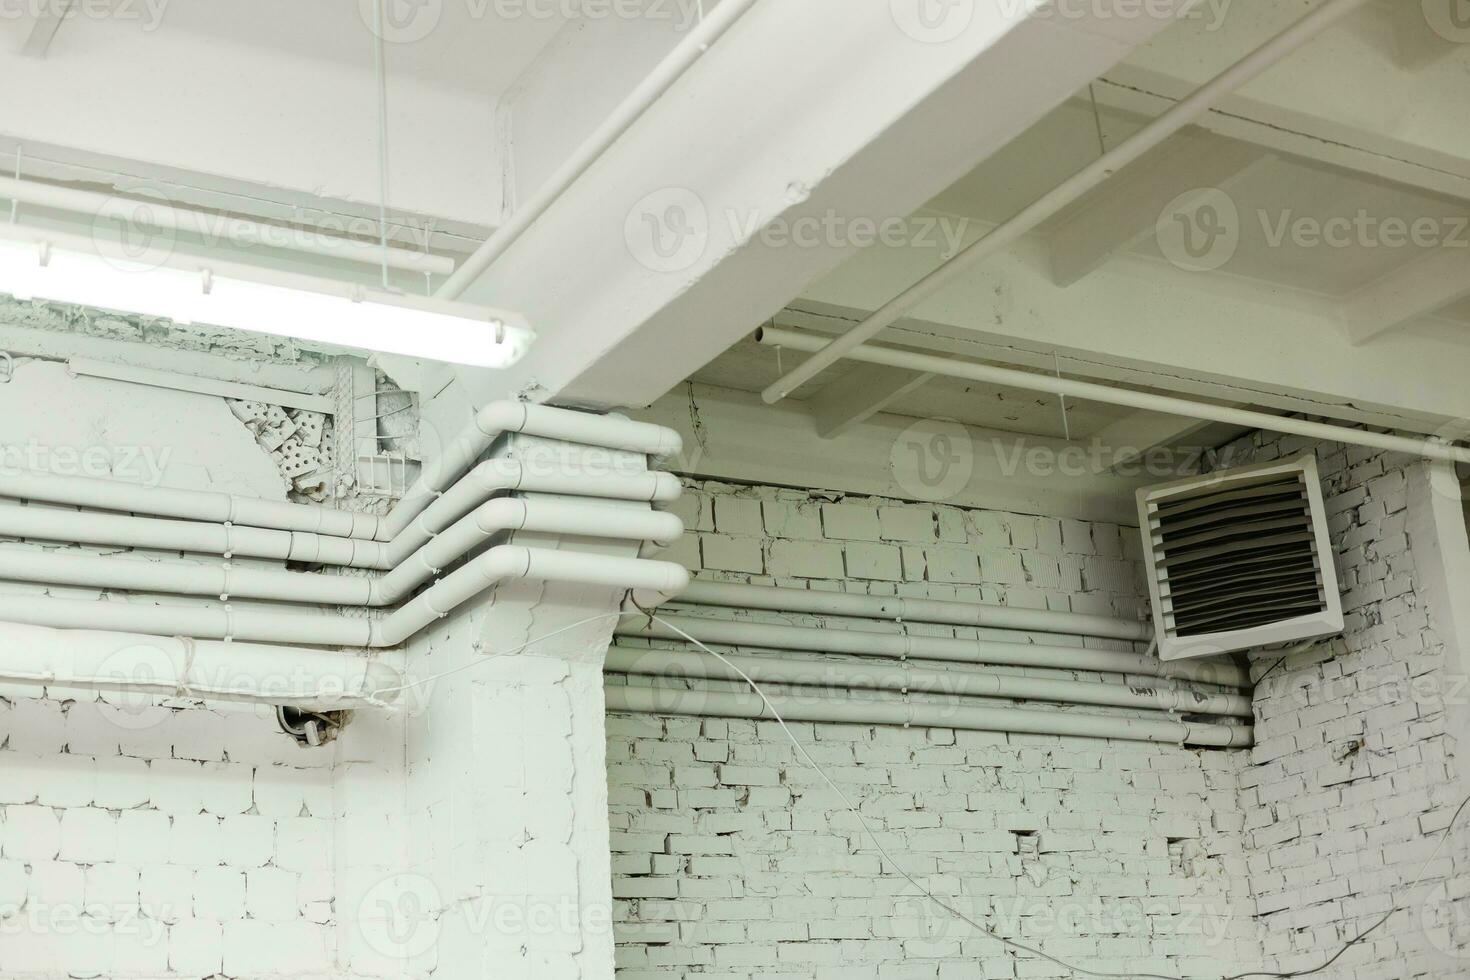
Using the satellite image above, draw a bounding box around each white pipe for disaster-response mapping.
[620,614,1248,688]
[388,460,682,562]
[760,0,1377,404]
[757,327,1470,466]
[605,680,1253,748]
[435,0,760,299]
[603,646,1252,717]
[0,469,381,539]
[0,546,689,647]
[0,175,453,276]
[0,620,401,710]
[385,402,683,541]
[0,402,684,541]
[673,579,1150,641]
[67,358,334,414]
[0,501,684,606]
[0,502,393,568]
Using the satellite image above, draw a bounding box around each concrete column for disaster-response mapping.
[338,424,646,980]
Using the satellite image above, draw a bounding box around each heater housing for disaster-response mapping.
[1136,455,1343,661]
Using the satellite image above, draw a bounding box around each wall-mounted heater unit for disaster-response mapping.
[1137,455,1342,661]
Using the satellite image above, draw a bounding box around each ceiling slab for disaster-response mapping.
[447,0,1198,409]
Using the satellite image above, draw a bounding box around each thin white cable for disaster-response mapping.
[355,601,1464,978]
[371,0,392,289]
[647,614,1470,980]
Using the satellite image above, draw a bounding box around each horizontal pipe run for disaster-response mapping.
[0,621,401,711]
[0,546,690,647]
[673,579,1150,641]
[0,402,684,542]
[759,0,1376,403]
[435,0,759,299]
[389,460,682,563]
[0,500,685,607]
[0,502,393,568]
[605,680,1253,748]
[0,464,680,573]
[603,646,1252,718]
[384,402,684,542]
[756,326,1470,467]
[67,358,335,414]
[0,470,380,538]
[0,175,454,276]
[620,614,1248,688]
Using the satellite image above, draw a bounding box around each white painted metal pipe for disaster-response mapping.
[0,621,401,710]
[0,546,689,647]
[605,680,1253,748]
[757,327,1470,466]
[435,0,759,299]
[620,614,1248,688]
[0,470,381,538]
[0,461,681,571]
[384,402,684,541]
[389,459,682,562]
[0,175,453,276]
[0,502,393,568]
[603,646,1252,717]
[760,0,1377,404]
[673,579,1150,641]
[67,358,334,414]
[0,402,684,541]
[0,500,684,606]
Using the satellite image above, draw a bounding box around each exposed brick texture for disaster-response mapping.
[1222,434,1470,979]
[610,481,1262,978]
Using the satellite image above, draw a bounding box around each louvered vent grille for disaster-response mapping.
[1137,456,1343,661]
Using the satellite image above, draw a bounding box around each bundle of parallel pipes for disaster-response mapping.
[0,402,690,712]
[606,579,1255,748]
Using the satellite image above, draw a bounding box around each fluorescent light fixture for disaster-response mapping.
[0,225,533,368]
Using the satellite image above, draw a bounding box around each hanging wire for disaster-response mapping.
[371,0,392,290]
[1053,350,1072,442]
[10,147,21,224]
[363,603,1469,980]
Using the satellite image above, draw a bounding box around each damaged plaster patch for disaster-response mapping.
[0,295,334,368]
[227,400,333,501]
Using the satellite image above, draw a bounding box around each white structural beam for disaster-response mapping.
[450,0,1197,410]
[1048,130,1270,287]
[634,383,1151,525]
[1094,3,1470,200]
[809,364,935,439]
[1342,247,1470,346]
[1088,409,1224,473]
[793,217,1470,434]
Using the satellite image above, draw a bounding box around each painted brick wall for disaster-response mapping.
[0,360,354,979]
[608,481,1264,978]
[1223,435,1470,978]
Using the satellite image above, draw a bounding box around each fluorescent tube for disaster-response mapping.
[0,226,532,368]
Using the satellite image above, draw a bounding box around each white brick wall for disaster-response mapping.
[0,697,339,978]
[609,481,1263,978]
[1222,435,1470,978]
[0,361,358,979]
